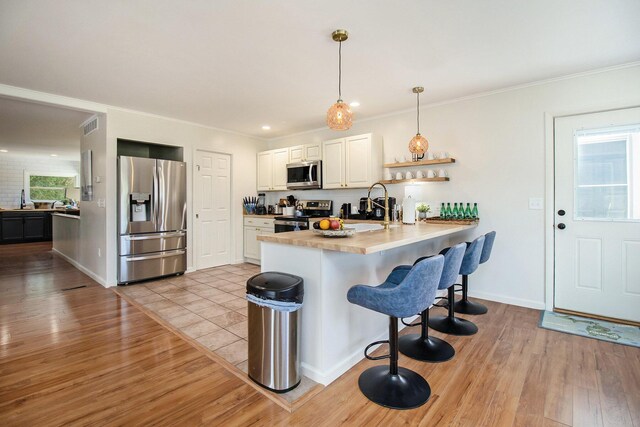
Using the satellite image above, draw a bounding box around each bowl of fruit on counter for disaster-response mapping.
[312,218,356,237]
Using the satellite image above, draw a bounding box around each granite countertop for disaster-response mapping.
[257,222,476,255]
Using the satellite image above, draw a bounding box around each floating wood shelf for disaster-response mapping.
[379,177,450,184]
[383,158,456,168]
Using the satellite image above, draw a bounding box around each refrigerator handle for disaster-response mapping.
[152,164,159,227]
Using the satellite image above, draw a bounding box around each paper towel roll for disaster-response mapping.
[402,196,416,224]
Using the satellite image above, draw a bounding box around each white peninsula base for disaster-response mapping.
[259,223,475,386]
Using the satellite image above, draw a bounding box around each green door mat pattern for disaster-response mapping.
[539,311,640,348]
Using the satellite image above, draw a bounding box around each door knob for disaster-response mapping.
[557,209,565,216]
[557,223,566,230]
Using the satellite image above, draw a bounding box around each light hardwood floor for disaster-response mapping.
[1,243,638,426]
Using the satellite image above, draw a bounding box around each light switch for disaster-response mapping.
[97,198,105,208]
[529,197,543,210]
[95,176,101,183]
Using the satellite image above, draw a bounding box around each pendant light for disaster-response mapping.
[408,87,428,161]
[327,29,353,131]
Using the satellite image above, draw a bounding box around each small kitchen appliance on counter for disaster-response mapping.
[274,200,332,233]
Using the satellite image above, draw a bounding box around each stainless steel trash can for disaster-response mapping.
[246,272,303,393]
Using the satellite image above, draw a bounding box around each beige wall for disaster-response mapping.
[267,65,640,308]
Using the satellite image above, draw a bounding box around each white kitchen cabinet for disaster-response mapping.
[289,143,322,163]
[243,217,275,264]
[322,133,381,189]
[256,148,289,191]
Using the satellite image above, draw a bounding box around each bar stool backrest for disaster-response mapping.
[391,255,444,318]
[479,231,496,264]
[460,235,485,276]
[438,242,466,290]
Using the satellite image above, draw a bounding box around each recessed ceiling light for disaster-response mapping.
[50,154,58,157]
[261,125,271,130]
[349,101,360,107]
[0,149,7,153]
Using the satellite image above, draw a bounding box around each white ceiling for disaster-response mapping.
[0,97,91,160]
[0,1,639,139]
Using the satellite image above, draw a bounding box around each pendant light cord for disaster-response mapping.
[416,91,420,134]
[338,41,342,100]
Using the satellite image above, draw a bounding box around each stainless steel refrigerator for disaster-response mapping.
[117,156,187,284]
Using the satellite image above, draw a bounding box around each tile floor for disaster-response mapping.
[118,263,261,370]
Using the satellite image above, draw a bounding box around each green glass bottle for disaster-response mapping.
[445,203,452,219]
[471,203,479,219]
[452,203,459,219]
[440,202,446,219]
[459,202,464,219]
[464,203,472,219]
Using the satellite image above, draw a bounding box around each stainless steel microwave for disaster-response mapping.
[286,160,322,190]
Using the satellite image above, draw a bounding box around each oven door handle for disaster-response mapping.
[275,220,307,226]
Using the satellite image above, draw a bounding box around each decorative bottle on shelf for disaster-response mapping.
[464,203,472,219]
[452,203,459,219]
[471,203,479,219]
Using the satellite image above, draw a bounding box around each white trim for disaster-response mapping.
[268,62,640,143]
[0,83,266,141]
[469,290,546,310]
[544,112,556,311]
[0,84,107,113]
[52,248,109,287]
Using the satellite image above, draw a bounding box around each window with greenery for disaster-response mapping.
[29,175,76,201]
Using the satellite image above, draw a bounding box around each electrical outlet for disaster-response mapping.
[529,197,543,210]
[97,198,105,208]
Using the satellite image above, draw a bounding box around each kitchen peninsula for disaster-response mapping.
[257,221,476,385]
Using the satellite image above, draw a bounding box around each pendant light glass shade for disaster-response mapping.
[327,30,353,131]
[327,100,353,130]
[408,87,428,158]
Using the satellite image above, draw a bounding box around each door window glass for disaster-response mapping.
[574,125,640,220]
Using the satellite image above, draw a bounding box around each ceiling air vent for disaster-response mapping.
[83,116,98,136]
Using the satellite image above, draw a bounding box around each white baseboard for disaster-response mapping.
[468,290,545,310]
[52,248,108,287]
[301,315,419,386]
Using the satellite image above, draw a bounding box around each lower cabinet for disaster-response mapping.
[243,217,275,264]
[0,212,52,243]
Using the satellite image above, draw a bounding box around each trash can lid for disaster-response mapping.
[246,272,304,302]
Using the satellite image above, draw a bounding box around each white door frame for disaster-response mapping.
[192,148,233,270]
[543,103,640,311]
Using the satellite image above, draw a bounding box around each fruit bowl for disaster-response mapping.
[312,228,356,238]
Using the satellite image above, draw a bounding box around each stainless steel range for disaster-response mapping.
[274,200,332,233]
[117,155,187,284]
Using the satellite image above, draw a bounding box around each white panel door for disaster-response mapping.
[345,134,371,188]
[256,151,273,191]
[322,138,345,189]
[554,107,640,322]
[195,150,231,269]
[272,148,289,190]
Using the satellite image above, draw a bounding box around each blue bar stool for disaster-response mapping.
[429,235,485,336]
[399,242,466,362]
[347,255,444,410]
[454,231,496,315]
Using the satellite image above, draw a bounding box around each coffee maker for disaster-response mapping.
[357,197,396,220]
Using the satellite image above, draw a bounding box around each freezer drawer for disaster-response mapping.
[119,231,186,256]
[118,249,186,284]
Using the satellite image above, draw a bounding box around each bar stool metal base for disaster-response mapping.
[428,315,478,336]
[399,334,455,362]
[453,298,488,315]
[358,365,431,410]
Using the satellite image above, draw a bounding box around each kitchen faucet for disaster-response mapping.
[366,181,390,230]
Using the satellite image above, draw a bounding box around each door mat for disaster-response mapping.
[539,311,640,348]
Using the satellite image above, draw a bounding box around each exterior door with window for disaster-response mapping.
[554,107,640,322]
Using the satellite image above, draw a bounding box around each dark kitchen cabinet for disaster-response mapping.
[0,212,52,244]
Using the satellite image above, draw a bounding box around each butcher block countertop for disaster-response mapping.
[257,222,476,255]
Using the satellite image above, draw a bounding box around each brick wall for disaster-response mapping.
[0,157,80,208]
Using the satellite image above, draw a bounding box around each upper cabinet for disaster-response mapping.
[289,143,322,163]
[322,133,381,189]
[257,148,289,191]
